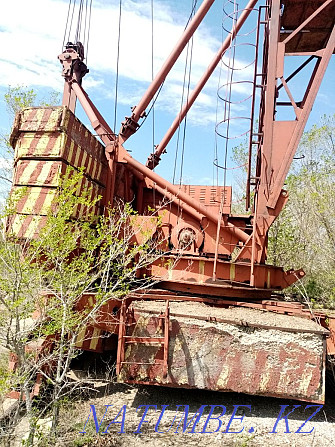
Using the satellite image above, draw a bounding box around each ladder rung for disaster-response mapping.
[121,360,164,365]
[123,336,165,344]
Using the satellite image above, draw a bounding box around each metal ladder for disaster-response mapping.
[116,299,170,378]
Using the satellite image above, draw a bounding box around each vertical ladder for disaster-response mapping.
[246,3,269,210]
[116,300,170,378]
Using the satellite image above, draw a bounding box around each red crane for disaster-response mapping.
[8,0,335,403]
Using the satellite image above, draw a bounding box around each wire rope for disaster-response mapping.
[172,32,192,185]
[113,0,122,134]
[213,0,239,280]
[138,0,199,131]
[75,0,84,42]
[82,0,89,50]
[62,0,73,49]
[137,84,163,129]
[151,0,156,207]
[167,0,197,227]
[85,0,93,64]
[62,0,93,63]
[178,34,194,186]
[151,0,155,167]
[172,0,197,185]
[67,0,76,44]
[213,4,226,187]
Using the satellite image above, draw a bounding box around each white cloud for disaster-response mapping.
[0,156,12,170]
[0,0,254,131]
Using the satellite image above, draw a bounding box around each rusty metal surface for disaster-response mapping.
[7,1,335,404]
[75,293,121,334]
[12,176,103,216]
[11,106,107,185]
[179,185,232,214]
[157,280,274,299]
[6,214,47,239]
[7,334,55,399]
[59,42,89,113]
[326,316,335,355]
[14,135,106,186]
[74,325,104,352]
[128,288,330,318]
[118,300,326,403]
[280,0,335,53]
[127,290,335,357]
[53,0,335,298]
[246,0,335,277]
[8,179,102,239]
[7,106,107,238]
[151,255,304,291]
[11,106,102,148]
[52,0,335,301]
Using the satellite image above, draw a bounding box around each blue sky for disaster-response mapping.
[0,0,334,194]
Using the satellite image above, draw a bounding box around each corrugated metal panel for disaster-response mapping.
[11,106,106,163]
[11,106,107,184]
[180,185,232,214]
[14,133,106,185]
[12,181,102,216]
[7,106,106,238]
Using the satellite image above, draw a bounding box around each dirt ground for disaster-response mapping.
[57,379,335,447]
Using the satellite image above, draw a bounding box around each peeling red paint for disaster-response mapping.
[118,304,326,403]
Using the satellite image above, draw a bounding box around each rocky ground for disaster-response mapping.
[55,379,335,447]
[2,303,335,446]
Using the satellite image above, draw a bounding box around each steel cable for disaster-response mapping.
[62,0,92,58]
[151,0,155,167]
[138,0,199,132]
[62,0,73,49]
[172,0,197,186]
[113,0,122,134]
[85,0,93,64]
[67,0,76,44]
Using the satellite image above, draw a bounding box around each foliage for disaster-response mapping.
[4,86,60,118]
[231,114,335,308]
[230,139,250,213]
[0,86,60,196]
[0,167,166,446]
[268,115,335,307]
[0,86,168,445]
[4,86,37,118]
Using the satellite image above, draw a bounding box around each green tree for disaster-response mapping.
[0,168,167,446]
[268,115,335,307]
[231,115,335,307]
[0,86,60,196]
